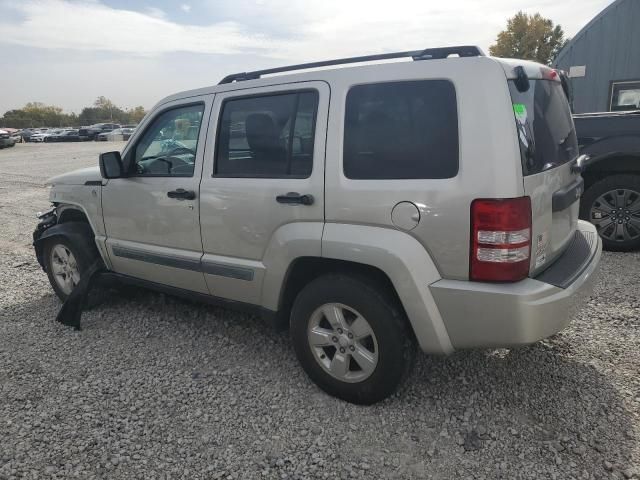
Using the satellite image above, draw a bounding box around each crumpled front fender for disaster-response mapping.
[33,220,97,271]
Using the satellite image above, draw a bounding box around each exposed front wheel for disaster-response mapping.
[581,174,640,251]
[290,274,415,404]
[43,238,94,301]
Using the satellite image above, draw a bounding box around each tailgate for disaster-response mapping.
[508,78,581,275]
[524,162,582,275]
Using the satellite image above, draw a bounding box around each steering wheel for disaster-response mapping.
[152,158,174,174]
[150,156,190,174]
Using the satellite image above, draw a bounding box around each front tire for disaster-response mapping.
[581,174,640,251]
[43,237,95,301]
[290,274,415,404]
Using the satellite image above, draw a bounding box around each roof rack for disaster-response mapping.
[218,45,485,84]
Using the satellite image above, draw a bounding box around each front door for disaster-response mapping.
[199,82,329,305]
[102,97,213,293]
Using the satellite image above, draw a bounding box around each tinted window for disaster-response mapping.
[215,91,318,178]
[132,104,204,177]
[343,80,458,179]
[509,80,578,176]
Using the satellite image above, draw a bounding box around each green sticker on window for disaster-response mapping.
[513,103,527,123]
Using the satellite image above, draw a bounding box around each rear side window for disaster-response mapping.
[343,80,458,179]
[509,80,578,176]
[215,91,318,178]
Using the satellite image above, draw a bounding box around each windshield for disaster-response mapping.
[508,79,578,176]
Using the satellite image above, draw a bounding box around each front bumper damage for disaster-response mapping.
[33,208,57,269]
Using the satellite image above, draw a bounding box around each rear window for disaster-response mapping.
[343,80,458,179]
[509,80,578,176]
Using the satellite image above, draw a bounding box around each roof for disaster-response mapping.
[153,51,548,110]
[555,0,629,65]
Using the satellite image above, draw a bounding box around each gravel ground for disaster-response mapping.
[0,142,638,479]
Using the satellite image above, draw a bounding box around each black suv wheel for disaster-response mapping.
[581,174,640,251]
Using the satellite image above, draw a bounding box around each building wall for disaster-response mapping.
[554,0,640,113]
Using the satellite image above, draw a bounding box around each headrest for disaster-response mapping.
[245,112,282,151]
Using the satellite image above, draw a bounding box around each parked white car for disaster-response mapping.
[29,131,50,142]
[97,128,135,142]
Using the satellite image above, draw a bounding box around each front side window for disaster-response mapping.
[343,80,459,180]
[610,81,640,111]
[214,91,318,178]
[132,103,204,177]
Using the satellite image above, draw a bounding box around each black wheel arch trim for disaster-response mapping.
[579,150,640,173]
[33,221,98,271]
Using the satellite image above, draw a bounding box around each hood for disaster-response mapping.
[46,166,103,186]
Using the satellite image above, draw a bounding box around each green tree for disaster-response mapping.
[78,96,128,125]
[489,12,567,65]
[127,106,147,124]
[1,97,146,128]
[93,96,116,110]
[0,102,77,128]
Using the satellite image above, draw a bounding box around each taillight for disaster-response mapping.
[470,197,532,282]
[540,67,560,81]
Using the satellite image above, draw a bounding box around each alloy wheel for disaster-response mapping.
[590,188,640,243]
[49,244,81,295]
[307,303,379,383]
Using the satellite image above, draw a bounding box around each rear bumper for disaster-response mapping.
[430,221,601,350]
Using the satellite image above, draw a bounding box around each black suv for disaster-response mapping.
[574,111,640,251]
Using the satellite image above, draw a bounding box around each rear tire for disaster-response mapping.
[580,174,640,251]
[43,237,97,301]
[290,274,415,404]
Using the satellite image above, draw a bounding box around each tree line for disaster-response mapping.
[0,97,146,129]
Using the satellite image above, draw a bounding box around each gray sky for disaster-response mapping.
[0,0,614,114]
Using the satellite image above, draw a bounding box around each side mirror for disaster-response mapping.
[99,151,124,179]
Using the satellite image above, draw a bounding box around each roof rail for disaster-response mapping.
[218,45,485,84]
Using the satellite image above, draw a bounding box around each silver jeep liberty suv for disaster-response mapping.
[34,46,601,404]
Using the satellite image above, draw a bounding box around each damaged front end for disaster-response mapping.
[33,207,57,269]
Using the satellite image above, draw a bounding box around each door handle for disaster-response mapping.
[276,192,314,205]
[167,188,196,200]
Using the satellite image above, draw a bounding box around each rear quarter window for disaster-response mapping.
[343,80,459,179]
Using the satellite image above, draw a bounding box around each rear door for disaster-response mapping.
[198,82,328,304]
[509,78,581,274]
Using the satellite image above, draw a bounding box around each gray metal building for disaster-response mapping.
[554,0,640,113]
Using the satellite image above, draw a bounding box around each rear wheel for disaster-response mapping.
[43,237,95,301]
[290,274,415,404]
[581,174,640,251]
